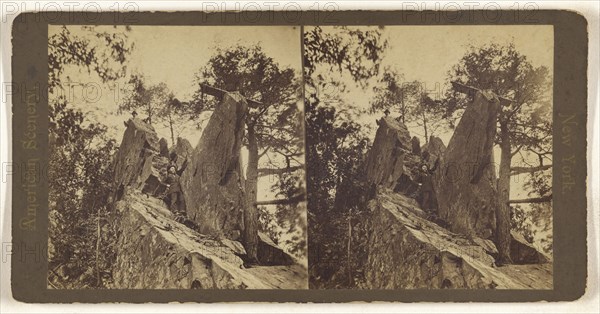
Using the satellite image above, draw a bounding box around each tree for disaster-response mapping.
[118,75,172,125]
[445,42,552,263]
[370,67,445,143]
[190,44,304,262]
[158,94,190,145]
[48,25,132,288]
[304,26,387,287]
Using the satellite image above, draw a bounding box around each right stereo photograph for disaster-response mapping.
[304,25,554,289]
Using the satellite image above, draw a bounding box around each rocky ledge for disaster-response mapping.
[365,191,552,289]
[112,190,308,289]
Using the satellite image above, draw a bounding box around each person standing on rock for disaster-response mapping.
[417,158,440,217]
[165,165,185,220]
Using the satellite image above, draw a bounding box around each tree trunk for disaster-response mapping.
[347,208,352,287]
[168,116,175,145]
[496,123,513,264]
[93,201,100,287]
[421,110,429,144]
[243,126,259,262]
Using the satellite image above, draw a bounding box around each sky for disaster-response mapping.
[127,25,302,100]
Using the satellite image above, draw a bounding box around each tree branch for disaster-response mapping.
[510,164,552,175]
[257,165,303,177]
[508,194,552,204]
[255,193,306,206]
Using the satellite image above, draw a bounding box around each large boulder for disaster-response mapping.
[172,137,193,171]
[434,91,499,239]
[158,138,170,158]
[180,93,248,240]
[364,117,421,195]
[111,191,307,289]
[364,191,552,289]
[257,232,295,266]
[111,118,168,202]
[422,136,446,169]
[510,231,550,264]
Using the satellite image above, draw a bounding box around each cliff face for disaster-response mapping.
[112,191,306,289]
[363,118,422,195]
[435,91,500,239]
[363,91,551,289]
[112,118,166,202]
[365,192,551,289]
[109,97,306,289]
[180,93,248,240]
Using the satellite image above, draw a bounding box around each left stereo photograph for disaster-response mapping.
[47,25,308,289]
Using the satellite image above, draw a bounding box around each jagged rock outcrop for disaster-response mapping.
[111,191,307,289]
[109,107,307,288]
[422,136,446,169]
[172,137,193,170]
[365,191,552,289]
[434,91,499,239]
[510,231,550,264]
[112,118,166,202]
[180,93,248,240]
[257,232,295,266]
[362,100,551,289]
[364,118,422,195]
[159,138,169,158]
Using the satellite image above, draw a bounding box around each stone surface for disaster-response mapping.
[173,137,193,171]
[112,118,162,202]
[257,232,295,266]
[159,138,169,158]
[180,93,248,239]
[364,191,552,289]
[112,191,307,289]
[434,91,499,239]
[422,136,446,169]
[364,117,421,195]
[108,108,306,289]
[510,231,550,264]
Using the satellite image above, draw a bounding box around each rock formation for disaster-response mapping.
[159,138,169,158]
[172,137,193,171]
[109,100,306,289]
[364,192,552,289]
[112,191,306,289]
[362,92,551,289]
[180,92,248,240]
[434,91,499,239]
[112,118,166,202]
[364,118,422,195]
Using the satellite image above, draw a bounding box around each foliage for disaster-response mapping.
[272,172,308,258]
[49,25,132,93]
[48,96,118,288]
[370,67,446,141]
[48,26,132,288]
[304,26,386,288]
[118,75,171,124]
[445,42,552,158]
[191,44,302,154]
[511,202,553,255]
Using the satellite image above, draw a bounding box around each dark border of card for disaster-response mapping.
[10,10,588,303]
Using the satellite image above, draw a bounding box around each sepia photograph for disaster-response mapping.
[305,25,554,289]
[47,25,308,289]
[5,6,593,306]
